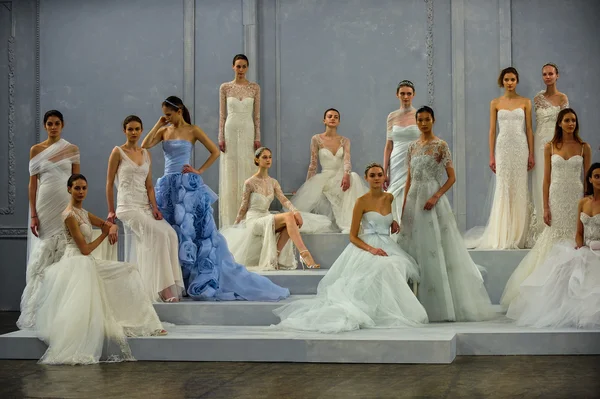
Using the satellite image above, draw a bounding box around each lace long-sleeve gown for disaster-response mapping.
[399,139,495,322]
[529,92,569,243]
[386,110,421,222]
[273,212,428,333]
[155,140,289,301]
[114,147,184,302]
[221,175,299,271]
[18,139,80,330]
[291,134,367,233]
[506,212,600,329]
[501,145,584,309]
[218,82,261,228]
[35,207,164,365]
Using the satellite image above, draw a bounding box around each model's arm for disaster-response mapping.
[424,142,455,211]
[306,135,319,181]
[218,84,227,152]
[141,118,168,149]
[88,211,118,245]
[144,151,162,220]
[489,99,498,173]
[348,197,387,256]
[383,113,394,181]
[524,99,535,170]
[191,125,220,174]
[575,199,585,248]
[253,84,261,146]
[542,143,552,226]
[583,143,592,194]
[560,93,570,110]
[28,146,41,237]
[106,147,120,222]
[234,180,252,224]
[65,214,110,256]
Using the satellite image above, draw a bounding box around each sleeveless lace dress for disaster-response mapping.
[507,212,600,328]
[399,139,495,322]
[218,81,260,227]
[501,145,584,309]
[35,207,163,365]
[273,212,427,333]
[115,147,183,302]
[529,92,569,243]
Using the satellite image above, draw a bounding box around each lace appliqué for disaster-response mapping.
[306,134,352,180]
[406,139,453,185]
[581,214,600,246]
[218,81,261,142]
[386,108,416,133]
[234,176,296,224]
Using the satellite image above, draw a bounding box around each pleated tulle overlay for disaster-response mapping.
[35,207,163,365]
[529,92,569,244]
[115,146,184,302]
[155,140,289,301]
[399,139,495,322]
[501,149,584,309]
[387,124,421,222]
[291,134,367,233]
[273,212,428,333]
[507,213,600,329]
[18,139,79,330]
[465,109,531,249]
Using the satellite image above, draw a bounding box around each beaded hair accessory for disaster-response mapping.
[164,99,181,109]
[397,80,415,91]
[364,162,383,175]
[255,147,269,157]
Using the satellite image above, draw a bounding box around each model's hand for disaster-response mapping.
[254,141,261,151]
[341,174,351,192]
[30,216,39,237]
[293,212,303,228]
[157,116,168,127]
[543,208,552,226]
[527,153,535,171]
[369,247,388,256]
[108,224,119,245]
[391,220,400,234]
[182,164,200,174]
[489,157,496,174]
[424,195,440,211]
[107,211,117,224]
[383,175,390,191]
[219,141,226,153]
[153,208,163,220]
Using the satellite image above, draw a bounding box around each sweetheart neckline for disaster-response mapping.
[551,154,583,162]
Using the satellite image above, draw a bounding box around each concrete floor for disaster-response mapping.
[1,312,599,399]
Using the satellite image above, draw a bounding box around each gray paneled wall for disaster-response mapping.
[1,0,599,310]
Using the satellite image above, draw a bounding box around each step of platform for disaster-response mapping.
[2,321,599,364]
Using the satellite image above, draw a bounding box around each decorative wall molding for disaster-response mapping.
[274,0,281,181]
[0,227,27,238]
[450,0,467,231]
[498,0,512,68]
[0,2,16,216]
[242,0,257,83]
[183,0,195,162]
[35,0,40,143]
[425,0,434,106]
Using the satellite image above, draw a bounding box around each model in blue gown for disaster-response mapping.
[155,140,290,301]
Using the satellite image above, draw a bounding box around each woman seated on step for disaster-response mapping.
[221,147,326,270]
[272,162,428,333]
[35,174,166,365]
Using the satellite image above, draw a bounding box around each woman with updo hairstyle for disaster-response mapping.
[399,106,495,322]
[273,162,428,333]
[222,147,320,271]
[142,96,286,302]
[18,110,80,330]
[218,53,262,227]
[384,80,421,221]
[529,63,570,242]
[466,67,535,249]
[35,174,166,365]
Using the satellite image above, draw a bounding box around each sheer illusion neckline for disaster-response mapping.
[540,93,563,108]
[317,134,344,156]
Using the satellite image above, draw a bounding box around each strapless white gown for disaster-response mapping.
[387,125,420,221]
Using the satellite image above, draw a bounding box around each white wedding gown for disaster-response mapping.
[273,212,428,333]
[35,207,164,365]
[466,108,531,249]
[18,139,79,330]
[115,147,184,302]
[221,176,299,270]
[506,213,600,329]
[291,134,367,233]
[501,146,584,309]
[218,81,261,227]
[387,125,420,221]
[399,139,495,322]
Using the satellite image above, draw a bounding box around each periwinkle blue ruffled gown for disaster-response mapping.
[155,140,290,301]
